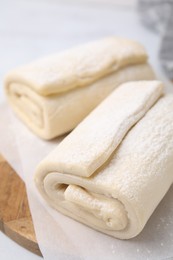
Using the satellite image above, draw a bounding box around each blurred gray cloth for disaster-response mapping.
[138,0,173,79]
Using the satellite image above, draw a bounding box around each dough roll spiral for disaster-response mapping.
[35,81,173,239]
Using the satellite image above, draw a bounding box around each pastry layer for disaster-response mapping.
[5,37,147,96]
[5,63,155,139]
[34,81,172,240]
[4,37,155,139]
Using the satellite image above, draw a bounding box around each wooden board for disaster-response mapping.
[0,154,42,256]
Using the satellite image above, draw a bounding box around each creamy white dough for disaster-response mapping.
[4,37,155,139]
[34,81,173,239]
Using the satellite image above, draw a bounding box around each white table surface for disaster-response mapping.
[0,0,169,259]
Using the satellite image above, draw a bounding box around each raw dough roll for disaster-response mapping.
[34,81,173,239]
[4,37,155,140]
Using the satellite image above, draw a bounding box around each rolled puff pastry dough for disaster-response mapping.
[4,37,155,139]
[34,81,173,239]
